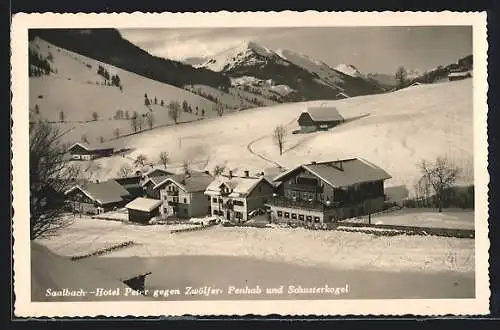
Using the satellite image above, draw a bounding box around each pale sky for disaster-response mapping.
[119,26,472,74]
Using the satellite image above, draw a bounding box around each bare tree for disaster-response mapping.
[158,151,169,169]
[134,154,148,167]
[182,160,191,176]
[214,101,224,117]
[59,111,65,123]
[92,111,99,121]
[146,112,155,130]
[168,101,181,124]
[394,66,408,87]
[130,112,139,133]
[213,163,226,176]
[418,156,461,212]
[117,163,133,178]
[29,121,80,240]
[273,125,286,156]
[113,128,120,139]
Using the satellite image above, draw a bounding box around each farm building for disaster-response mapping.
[64,180,132,214]
[448,71,472,81]
[114,175,143,198]
[125,197,163,224]
[267,158,392,224]
[154,171,214,219]
[67,142,114,161]
[205,170,275,223]
[297,106,344,133]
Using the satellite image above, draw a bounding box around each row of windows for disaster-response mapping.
[276,211,321,222]
[211,198,245,206]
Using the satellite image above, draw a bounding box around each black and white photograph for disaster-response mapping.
[11,11,489,317]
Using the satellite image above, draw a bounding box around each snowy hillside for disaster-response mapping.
[95,79,472,193]
[29,38,220,143]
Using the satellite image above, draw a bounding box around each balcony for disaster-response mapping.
[287,183,323,193]
[266,196,332,212]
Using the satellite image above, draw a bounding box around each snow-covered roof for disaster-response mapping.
[154,172,214,192]
[141,174,173,188]
[205,175,270,197]
[448,71,472,78]
[305,106,344,122]
[273,158,392,188]
[65,180,130,205]
[67,142,113,152]
[142,168,174,178]
[125,197,162,212]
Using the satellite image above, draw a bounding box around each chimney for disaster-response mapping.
[260,171,265,177]
[204,170,210,175]
[244,170,249,177]
[229,170,233,179]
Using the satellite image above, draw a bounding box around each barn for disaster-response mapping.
[67,142,114,161]
[125,197,163,224]
[297,106,344,133]
[64,180,132,214]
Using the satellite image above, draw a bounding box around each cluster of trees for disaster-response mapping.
[114,109,129,120]
[130,111,155,133]
[29,49,54,77]
[97,65,121,88]
[408,156,467,211]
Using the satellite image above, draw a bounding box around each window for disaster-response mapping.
[218,198,223,203]
[298,214,304,221]
[291,213,297,220]
[233,200,244,206]
[212,198,217,203]
[306,215,312,221]
[183,197,187,204]
[284,212,290,219]
[213,210,219,215]
[314,216,320,223]
[235,211,243,219]
[207,196,211,201]
[277,211,283,217]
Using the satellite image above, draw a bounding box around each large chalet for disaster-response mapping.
[267,158,392,223]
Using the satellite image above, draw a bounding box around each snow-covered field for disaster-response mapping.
[92,79,472,193]
[37,216,474,274]
[345,208,474,230]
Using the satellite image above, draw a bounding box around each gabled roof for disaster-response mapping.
[142,168,174,177]
[125,197,162,212]
[153,172,214,192]
[65,180,131,205]
[67,142,113,152]
[205,175,272,197]
[303,106,344,122]
[141,174,173,188]
[273,158,391,188]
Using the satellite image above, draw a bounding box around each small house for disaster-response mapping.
[297,106,344,133]
[125,197,163,224]
[67,142,114,161]
[205,170,274,223]
[448,71,472,81]
[65,179,132,214]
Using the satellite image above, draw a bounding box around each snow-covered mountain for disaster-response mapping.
[198,41,385,100]
[333,64,362,78]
